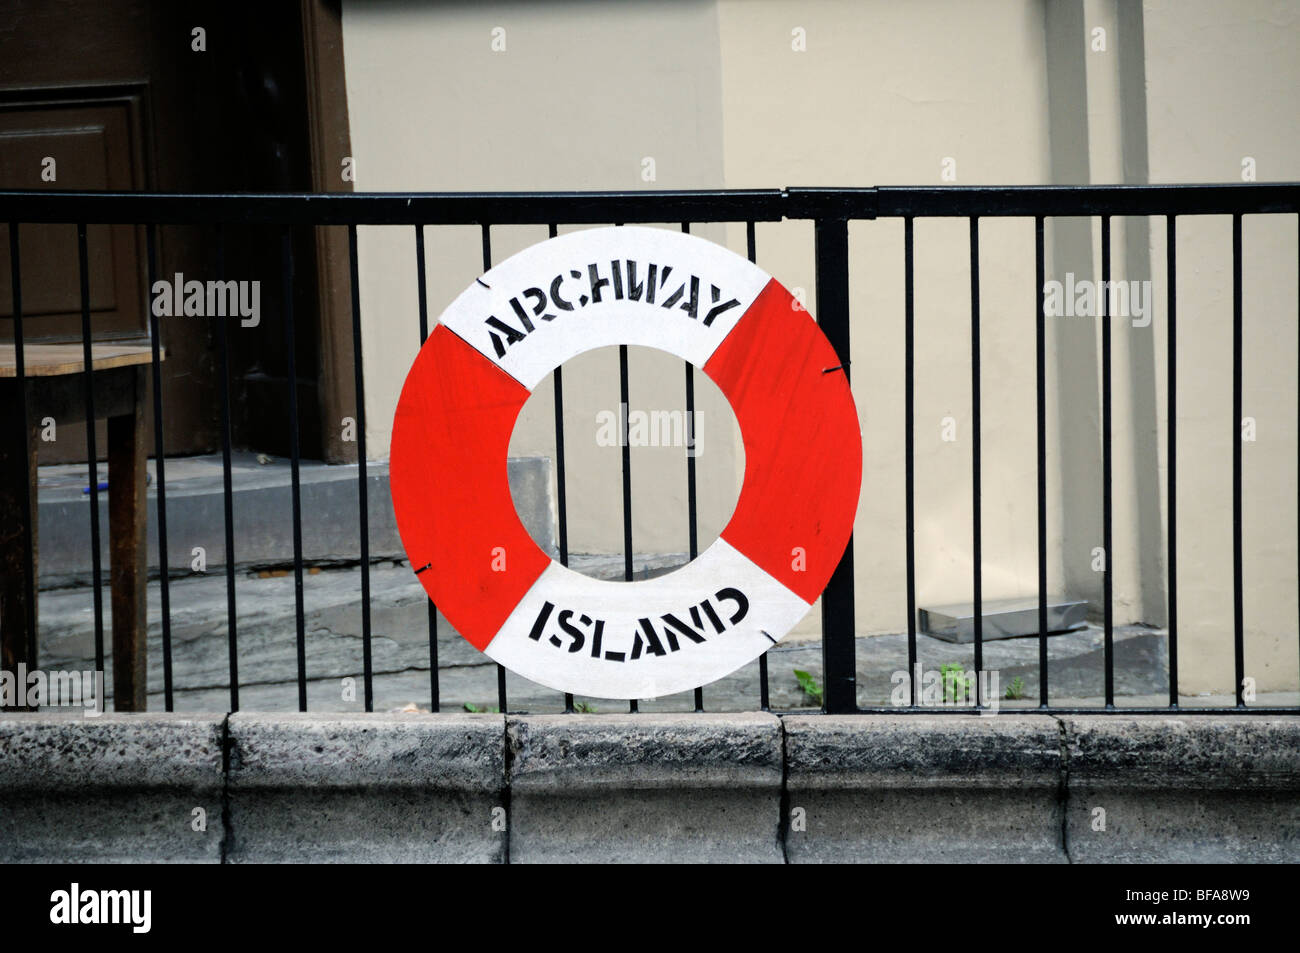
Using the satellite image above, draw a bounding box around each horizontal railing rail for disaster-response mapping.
[0,182,1296,224]
[2,183,1298,718]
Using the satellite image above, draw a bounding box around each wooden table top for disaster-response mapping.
[0,343,163,378]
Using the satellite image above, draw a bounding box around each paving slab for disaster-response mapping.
[225,712,506,863]
[0,712,225,863]
[1061,715,1300,862]
[507,712,783,863]
[783,714,1066,863]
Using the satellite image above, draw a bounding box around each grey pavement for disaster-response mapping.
[32,557,1290,714]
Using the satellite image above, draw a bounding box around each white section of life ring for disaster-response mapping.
[486,539,810,700]
[438,226,771,389]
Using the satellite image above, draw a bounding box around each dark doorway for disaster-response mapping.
[0,0,354,462]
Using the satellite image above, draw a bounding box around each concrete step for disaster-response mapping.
[34,451,557,588]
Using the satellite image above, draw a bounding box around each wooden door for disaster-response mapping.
[0,0,354,462]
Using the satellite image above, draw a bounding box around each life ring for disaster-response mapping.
[390,226,861,700]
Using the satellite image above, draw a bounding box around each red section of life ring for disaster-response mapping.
[390,325,551,651]
[389,226,861,698]
[708,280,861,604]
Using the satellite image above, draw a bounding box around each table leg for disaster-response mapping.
[107,368,147,711]
[0,382,37,710]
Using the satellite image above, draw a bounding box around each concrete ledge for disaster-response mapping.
[1,711,1296,862]
[1062,716,1300,862]
[507,713,783,863]
[227,712,504,789]
[0,713,224,863]
[226,713,505,863]
[784,715,1065,863]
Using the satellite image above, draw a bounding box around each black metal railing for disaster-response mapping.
[3,184,1299,715]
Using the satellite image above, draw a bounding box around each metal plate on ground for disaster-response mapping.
[919,596,1087,643]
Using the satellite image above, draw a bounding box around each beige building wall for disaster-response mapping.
[714,0,1054,644]
[1140,0,1300,692]
[339,0,1299,692]
[340,0,743,562]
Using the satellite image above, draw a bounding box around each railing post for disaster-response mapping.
[814,218,857,713]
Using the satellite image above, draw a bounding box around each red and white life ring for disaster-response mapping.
[390,226,861,700]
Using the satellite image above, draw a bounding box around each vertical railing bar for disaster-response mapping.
[1166,215,1179,708]
[1232,212,1245,707]
[556,338,571,716]
[687,354,702,711]
[347,223,374,712]
[746,220,770,711]
[620,340,637,713]
[282,227,308,712]
[547,223,575,715]
[415,223,440,713]
[904,216,917,706]
[970,216,983,709]
[76,224,105,675]
[1101,214,1114,708]
[496,651,508,714]
[813,218,857,714]
[1036,215,1048,708]
[480,223,508,715]
[681,221,703,713]
[9,223,38,669]
[681,225,697,549]
[145,223,174,710]
[214,225,239,712]
[1296,214,1299,697]
[615,210,632,709]
[610,223,638,712]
